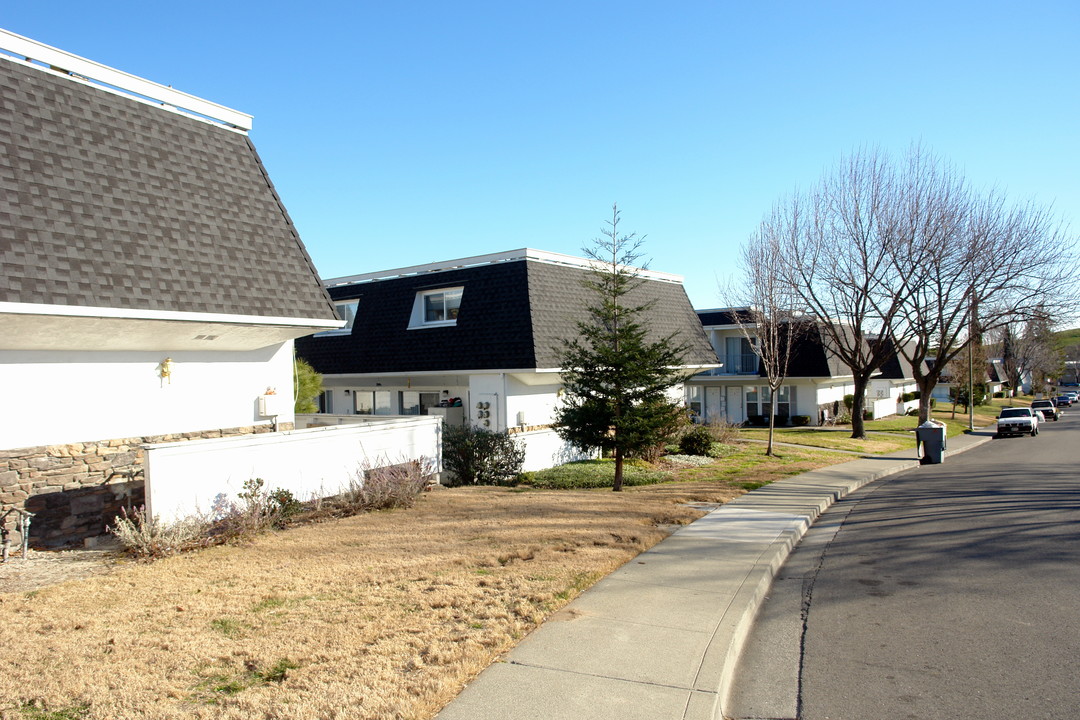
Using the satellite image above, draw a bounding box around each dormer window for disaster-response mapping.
[409,287,463,329]
[317,299,358,335]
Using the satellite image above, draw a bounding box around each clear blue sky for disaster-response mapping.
[5,2,1077,308]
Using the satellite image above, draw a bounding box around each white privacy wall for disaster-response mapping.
[144,417,441,523]
[514,427,596,472]
[0,342,294,450]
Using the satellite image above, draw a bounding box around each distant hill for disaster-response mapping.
[1054,328,1080,350]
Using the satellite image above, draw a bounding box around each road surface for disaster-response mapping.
[729,413,1080,719]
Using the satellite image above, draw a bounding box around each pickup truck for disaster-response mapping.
[1031,399,1059,420]
[996,407,1040,437]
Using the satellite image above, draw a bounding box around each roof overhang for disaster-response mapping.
[0,302,344,351]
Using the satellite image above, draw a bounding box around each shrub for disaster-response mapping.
[705,419,741,443]
[843,394,855,410]
[745,415,768,427]
[442,424,525,486]
[791,415,810,426]
[993,391,1005,398]
[773,414,789,427]
[109,506,212,559]
[678,425,713,456]
[863,410,874,421]
[708,442,740,458]
[340,459,434,511]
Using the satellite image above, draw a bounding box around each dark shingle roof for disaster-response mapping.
[0,58,336,320]
[296,257,717,375]
[696,309,754,327]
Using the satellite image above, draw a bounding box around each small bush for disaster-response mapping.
[705,419,741,443]
[678,426,713,456]
[745,415,768,427]
[843,394,855,410]
[708,442,740,458]
[442,425,525,486]
[340,459,434,511]
[993,391,1005,398]
[109,506,212,559]
[773,414,789,427]
[791,415,810,426]
[863,410,874,421]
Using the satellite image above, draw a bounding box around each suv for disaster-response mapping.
[1032,399,1060,420]
[996,407,1040,437]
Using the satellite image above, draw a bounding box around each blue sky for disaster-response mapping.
[4,2,1077,308]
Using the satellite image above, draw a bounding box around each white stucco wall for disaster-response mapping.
[144,417,441,523]
[0,342,294,450]
[513,427,597,472]
[505,377,560,428]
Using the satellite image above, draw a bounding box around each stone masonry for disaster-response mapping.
[0,423,294,549]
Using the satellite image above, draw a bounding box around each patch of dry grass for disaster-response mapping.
[0,446,846,720]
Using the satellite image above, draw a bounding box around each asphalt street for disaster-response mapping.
[729,413,1080,720]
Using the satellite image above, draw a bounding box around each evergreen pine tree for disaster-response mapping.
[554,205,690,491]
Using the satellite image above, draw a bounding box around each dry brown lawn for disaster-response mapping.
[0,446,843,720]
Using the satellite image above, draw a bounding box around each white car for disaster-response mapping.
[995,407,1040,437]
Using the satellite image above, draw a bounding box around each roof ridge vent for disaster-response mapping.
[0,28,252,131]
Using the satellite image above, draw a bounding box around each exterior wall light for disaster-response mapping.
[159,357,174,384]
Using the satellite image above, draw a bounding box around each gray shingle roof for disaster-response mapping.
[0,57,337,321]
[297,256,717,375]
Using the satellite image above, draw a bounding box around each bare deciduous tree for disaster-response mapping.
[885,147,1078,421]
[728,212,806,455]
[772,150,913,439]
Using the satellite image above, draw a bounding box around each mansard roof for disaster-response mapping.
[297,249,718,375]
[0,33,337,323]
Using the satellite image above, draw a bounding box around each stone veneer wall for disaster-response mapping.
[0,423,294,549]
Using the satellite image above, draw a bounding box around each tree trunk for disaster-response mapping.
[766,392,777,456]
[850,375,869,439]
[915,374,937,424]
[613,449,624,492]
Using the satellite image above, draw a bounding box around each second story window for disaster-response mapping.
[337,300,359,330]
[410,287,463,329]
[316,299,359,335]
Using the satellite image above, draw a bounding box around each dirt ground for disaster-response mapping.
[0,545,127,595]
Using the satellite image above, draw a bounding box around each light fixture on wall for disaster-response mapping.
[159,357,174,384]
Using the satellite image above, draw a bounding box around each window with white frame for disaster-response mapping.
[354,390,393,415]
[408,287,463,328]
[318,390,333,413]
[747,385,794,418]
[686,386,703,421]
[317,299,359,335]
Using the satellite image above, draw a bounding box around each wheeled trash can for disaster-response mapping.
[916,420,947,464]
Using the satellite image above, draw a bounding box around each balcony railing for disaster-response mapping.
[700,353,760,376]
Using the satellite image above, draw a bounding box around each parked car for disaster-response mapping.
[1031,399,1059,420]
[1067,391,1079,404]
[996,407,1040,437]
[1054,395,1072,407]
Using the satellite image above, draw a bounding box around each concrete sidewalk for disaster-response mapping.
[436,429,995,720]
